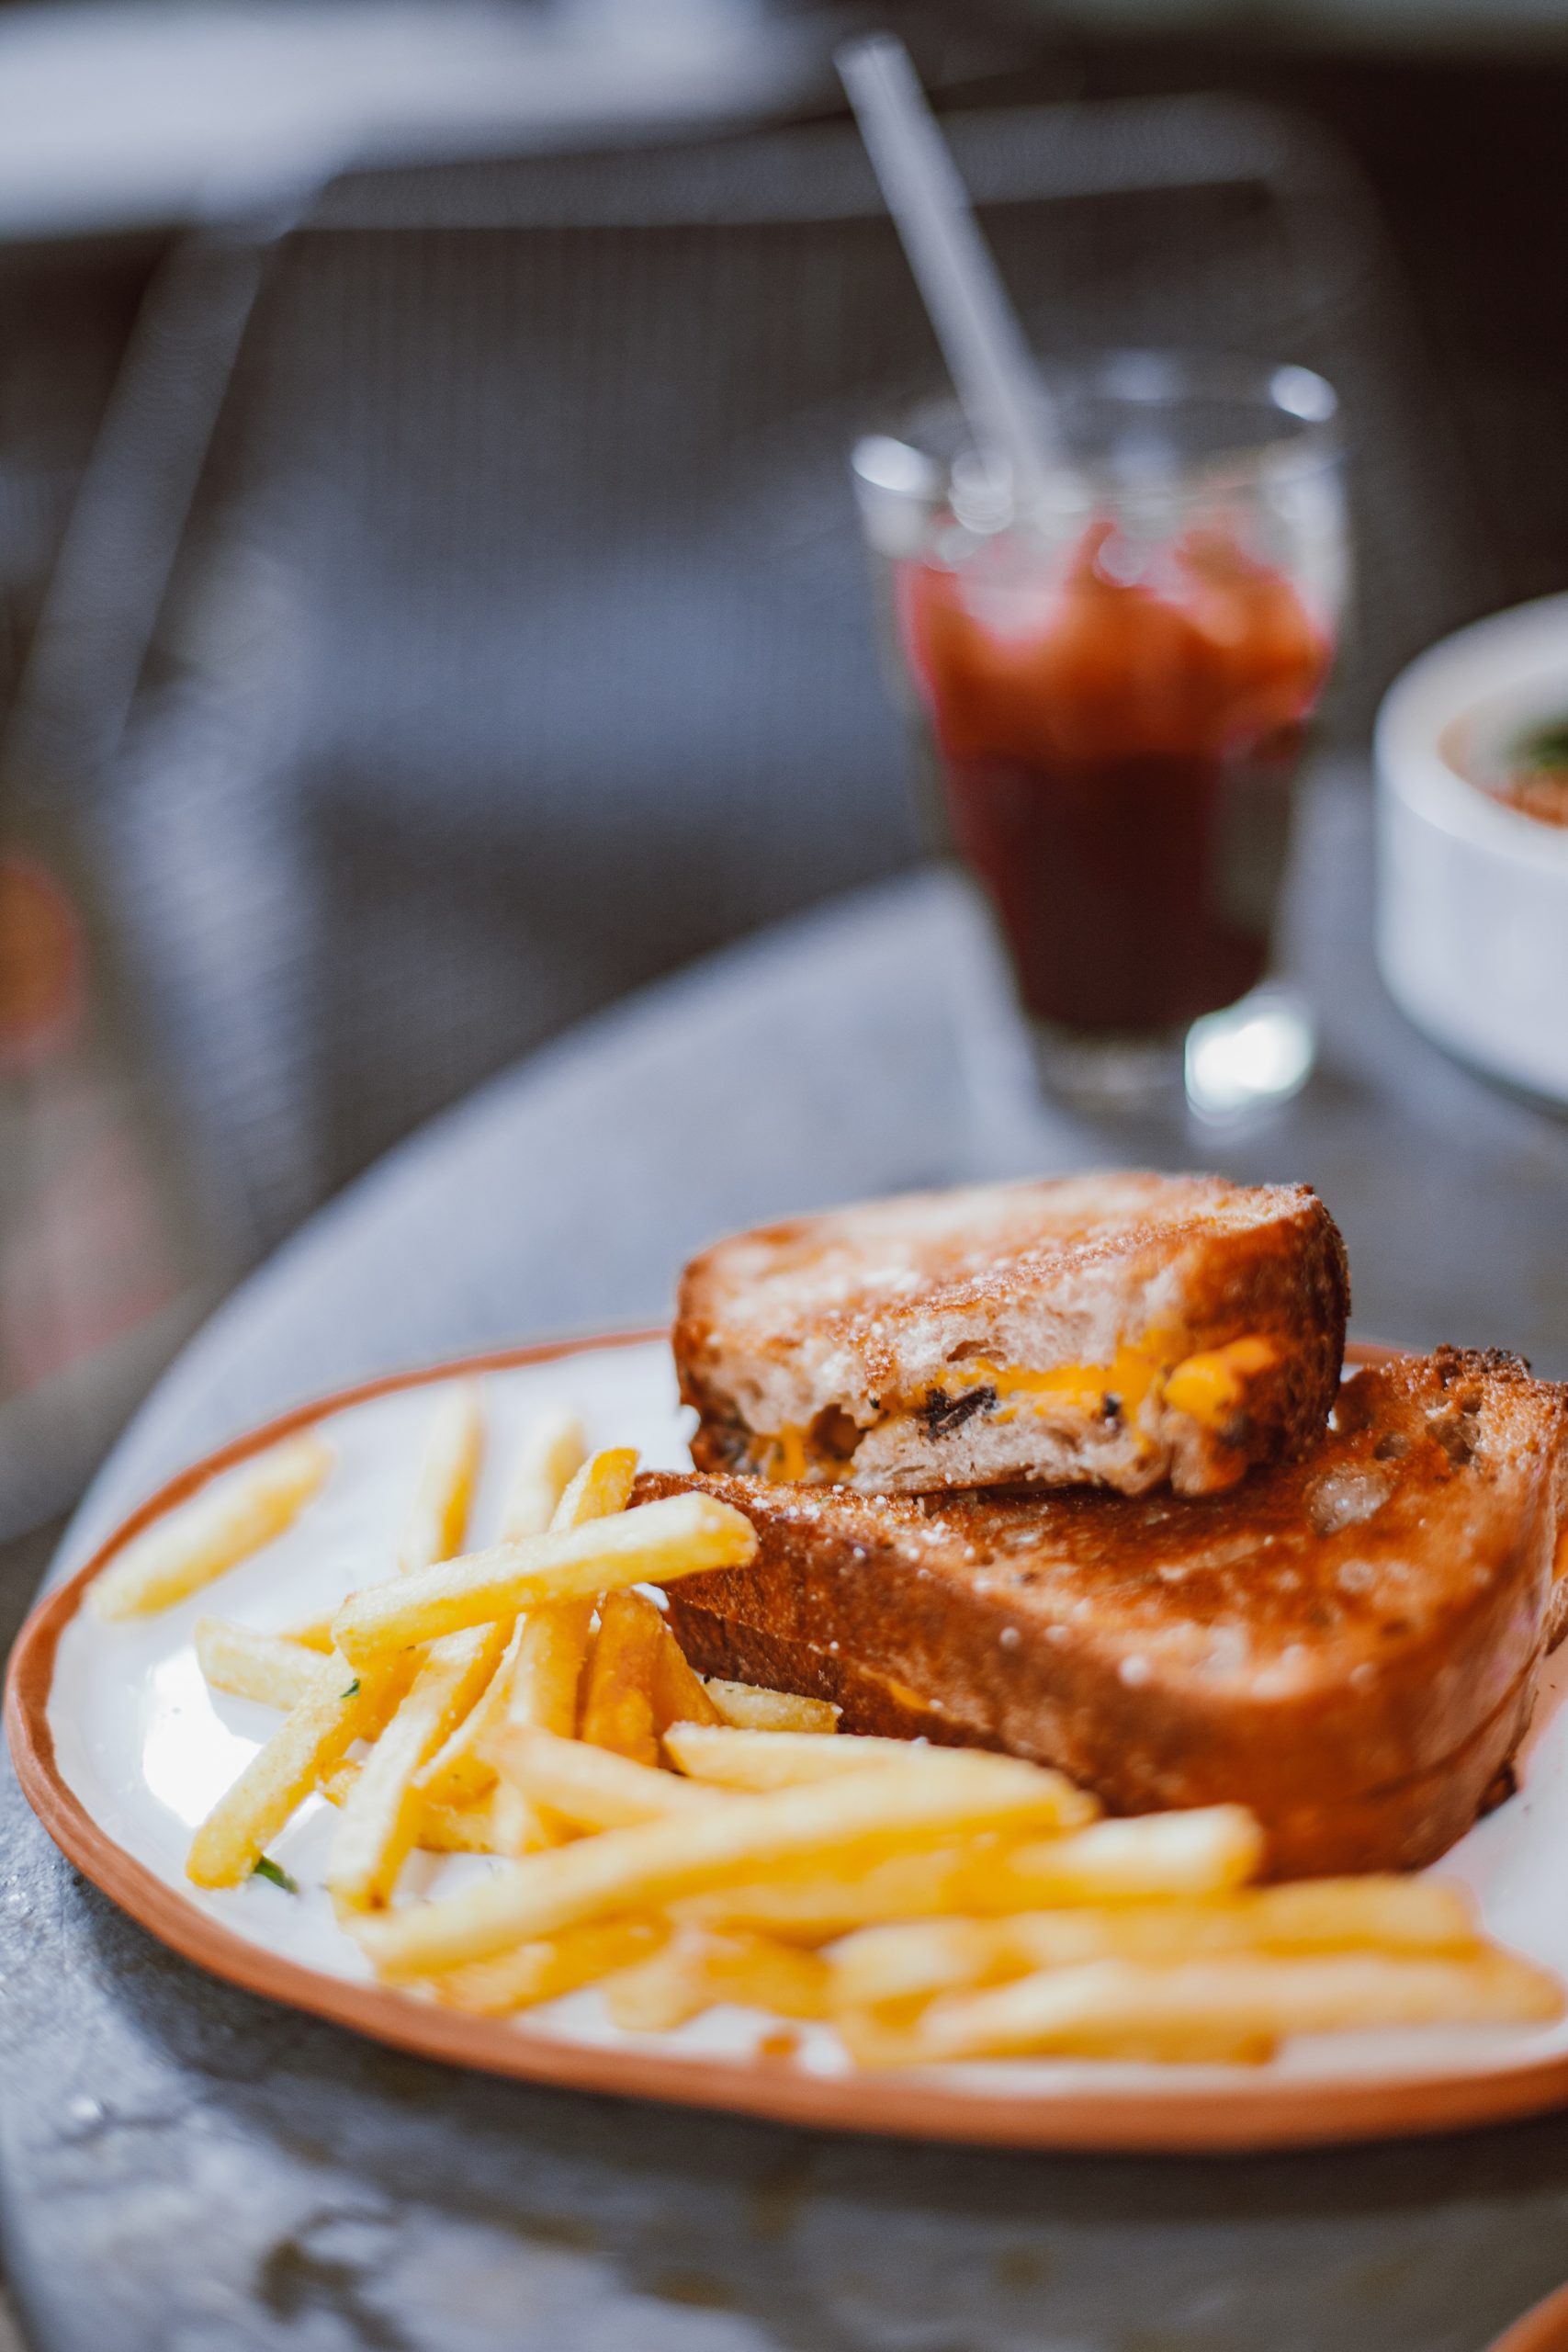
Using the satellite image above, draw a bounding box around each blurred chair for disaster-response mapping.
[10,95,1486,1265]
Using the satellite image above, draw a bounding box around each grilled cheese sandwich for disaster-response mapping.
[678,1174,1347,1498]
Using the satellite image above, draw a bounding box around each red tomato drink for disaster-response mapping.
[898,519,1333,1035]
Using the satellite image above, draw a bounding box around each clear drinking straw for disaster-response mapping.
[836,33,1058,515]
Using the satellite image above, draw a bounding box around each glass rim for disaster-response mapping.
[852,348,1342,519]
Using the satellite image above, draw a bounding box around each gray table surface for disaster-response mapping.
[6,766,1568,2352]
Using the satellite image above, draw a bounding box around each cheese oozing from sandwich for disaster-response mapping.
[750,1333,1278,1484]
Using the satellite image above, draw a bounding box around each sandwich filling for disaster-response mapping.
[739,1333,1278,1487]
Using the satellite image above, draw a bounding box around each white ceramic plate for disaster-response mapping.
[1376,589,1568,1103]
[12,1331,1568,2152]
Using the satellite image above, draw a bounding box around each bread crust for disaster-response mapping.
[649,1350,1568,1877]
[676,1174,1348,1498]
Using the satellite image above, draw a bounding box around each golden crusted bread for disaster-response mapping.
[676,1173,1348,1498]
[649,1351,1568,1877]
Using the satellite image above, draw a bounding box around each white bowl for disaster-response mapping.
[1376,591,1568,1103]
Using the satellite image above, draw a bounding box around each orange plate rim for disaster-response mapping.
[1491,2283,1568,2352]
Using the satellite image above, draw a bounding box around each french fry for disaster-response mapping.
[501,1409,588,1540]
[332,1493,757,1667]
[330,1623,513,1909]
[488,1599,595,1851]
[704,1680,840,1735]
[412,1797,498,1855]
[579,1591,666,1766]
[651,1629,724,1732]
[505,1601,596,1742]
[327,1388,501,1910]
[356,1752,1095,1978]
[479,1442,640,1838]
[400,1385,485,1575]
[848,1949,1564,2067]
[420,1918,666,2017]
[412,1785,544,1857]
[829,1879,1484,2013]
[195,1618,335,1713]
[416,1622,523,1808]
[838,2006,1278,2070]
[550,1447,638,1532]
[496,1724,723,1830]
[601,1931,725,2033]
[603,1928,829,2033]
[319,1758,360,1806]
[702,1931,830,2022]
[662,1724,1092,1799]
[94,1433,332,1622]
[487,1779,536,1862]
[473,1447,639,1803]
[277,1612,336,1654]
[981,1812,1266,1907]
[186,1656,402,1887]
[676,1810,1264,1940]
[458,1442,637,1843]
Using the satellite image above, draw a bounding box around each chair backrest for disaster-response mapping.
[31,96,1485,1256]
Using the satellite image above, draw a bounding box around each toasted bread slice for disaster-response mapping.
[648,1351,1568,1877]
[676,1173,1348,1498]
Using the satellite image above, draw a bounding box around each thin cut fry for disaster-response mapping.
[484,1437,642,1839]
[331,1623,512,1909]
[487,1778,536,1862]
[549,1447,638,1532]
[603,1928,829,2033]
[829,1879,1484,2012]
[356,1751,1094,1977]
[319,1759,360,1807]
[676,1810,1264,1940]
[413,1785,545,1857]
[420,1918,666,2017]
[195,1618,335,1713]
[496,1725,724,1830]
[186,1657,403,1887]
[839,2007,1278,2070]
[476,1446,640,1805]
[851,1949,1564,2066]
[704,1680,839,1735]
[488,1596,595,1850]
[501,1410,588,1540]
[328,1388,500,1909]
[416,1621,524,1808]
[400,1385,485,1574]
[663,1724,1074,1795]
[579,1591,666,1766]
[276,1611,336,1654]
[94,1433,332,1621]
[506,1601,596,1741]
[650,1629,723,1732]
[332,1493,757,1666]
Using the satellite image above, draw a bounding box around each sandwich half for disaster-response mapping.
[676,1173,1348,1498]
[649,1350,1568,1877]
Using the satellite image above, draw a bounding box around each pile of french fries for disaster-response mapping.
[94,1388,1563,2067]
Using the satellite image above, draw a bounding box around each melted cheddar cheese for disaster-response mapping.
[1162,1336,1278,1428]
[761,1425,812,1483]
[953,1332,1177,1423]
[751,1329,1277,1481]
[932,1330,1276,1433]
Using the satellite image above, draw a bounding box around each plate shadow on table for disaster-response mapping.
[7,1799,1568,2352]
